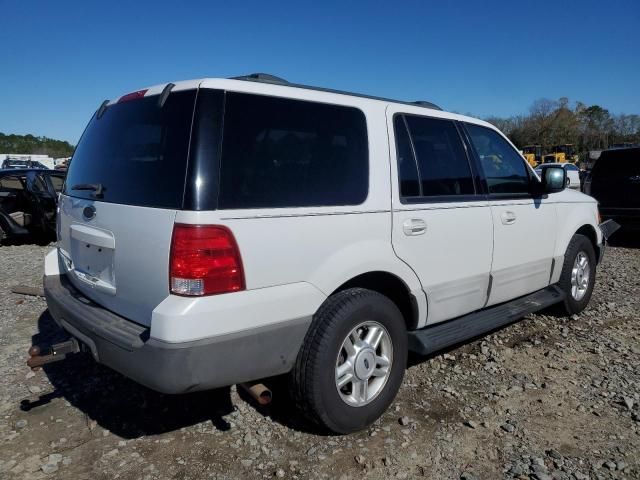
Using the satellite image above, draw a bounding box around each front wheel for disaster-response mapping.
[290,288,407,434]
[555,234,596,315]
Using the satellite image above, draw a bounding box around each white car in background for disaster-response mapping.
[536,163,581,189]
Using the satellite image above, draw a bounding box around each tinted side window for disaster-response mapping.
[30,175,47,192]
[393,116,420,197]
[404,116,474,196]
[466,124,530,194]
[218,93,368,209]
[49,175,65,193]
[0,176,24,190]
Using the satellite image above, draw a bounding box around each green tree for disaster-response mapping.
[0,132,74,157]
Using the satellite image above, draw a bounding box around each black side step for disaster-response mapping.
[408,285,565,356]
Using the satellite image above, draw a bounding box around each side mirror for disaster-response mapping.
[540,166,566,193]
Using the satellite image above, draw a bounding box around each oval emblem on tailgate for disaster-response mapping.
[83,205,96,220]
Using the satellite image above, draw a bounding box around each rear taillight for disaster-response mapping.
[169,224,245,296]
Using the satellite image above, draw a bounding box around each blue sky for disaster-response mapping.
[1,0,638,144]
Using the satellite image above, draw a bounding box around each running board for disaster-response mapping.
[408,285,565,356]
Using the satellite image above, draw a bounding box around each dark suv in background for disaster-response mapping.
[585,147,640,232]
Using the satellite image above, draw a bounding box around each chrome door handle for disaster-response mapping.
[403,218,427,236]
[501,211,516,225]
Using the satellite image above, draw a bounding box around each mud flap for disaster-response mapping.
[599,219,621,240]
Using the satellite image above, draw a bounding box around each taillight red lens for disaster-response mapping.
[118,89,148,103]
[170,224,245,296]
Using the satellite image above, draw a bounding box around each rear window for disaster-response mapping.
[592,149,640,177]
[218,93,368,209]
[64,90,197,208]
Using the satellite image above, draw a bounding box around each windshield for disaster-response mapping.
[64,90,197,208]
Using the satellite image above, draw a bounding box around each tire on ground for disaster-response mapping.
[555,233,597,316]
[290,288,407,434]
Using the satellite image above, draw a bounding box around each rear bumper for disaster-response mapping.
[43,274,311,394]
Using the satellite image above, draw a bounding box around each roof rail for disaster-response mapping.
[229,73,444,112]
[413,100,442,111]
[231,73,290,85]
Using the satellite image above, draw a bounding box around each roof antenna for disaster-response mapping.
[157,83,175,108]
[96,100,109,119]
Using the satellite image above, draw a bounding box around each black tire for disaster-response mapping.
[555,234,597,315]
[290,288,407,434]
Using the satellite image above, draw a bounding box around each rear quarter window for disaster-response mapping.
[218,93,369,209]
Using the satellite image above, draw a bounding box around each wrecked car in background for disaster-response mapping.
[0,169,66,242]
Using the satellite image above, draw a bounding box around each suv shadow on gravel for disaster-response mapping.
[23,311,236,439]
[27,309,330,436]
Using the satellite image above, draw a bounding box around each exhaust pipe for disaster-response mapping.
[239,382,272,405]
[27,339,79,370]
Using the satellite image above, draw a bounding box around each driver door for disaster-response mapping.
[464,123,557,306]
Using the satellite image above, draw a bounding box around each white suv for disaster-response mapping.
[42,74,609,433]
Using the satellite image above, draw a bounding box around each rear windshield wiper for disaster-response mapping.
[71,183,105,198]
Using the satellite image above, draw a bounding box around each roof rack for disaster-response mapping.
[231,73,290,85]
[413,100,442,110]
[231,73,443,111]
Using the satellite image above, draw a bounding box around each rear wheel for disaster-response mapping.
[290,288,407,433]
[555,234,596,315]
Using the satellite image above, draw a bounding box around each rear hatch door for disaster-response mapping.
[57,87,198,326]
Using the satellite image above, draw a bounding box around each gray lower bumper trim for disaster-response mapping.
[44,274,311,394]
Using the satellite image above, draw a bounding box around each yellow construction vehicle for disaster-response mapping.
[522,145,543,167]
[542,144,578,164]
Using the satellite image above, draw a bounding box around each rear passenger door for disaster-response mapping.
[464,123,557,305]
[389,110,493,324]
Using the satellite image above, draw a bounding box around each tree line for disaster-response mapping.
[485,98,640,158]
[0,132,74,158]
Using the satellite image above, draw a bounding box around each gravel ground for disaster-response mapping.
[0,239,639,480]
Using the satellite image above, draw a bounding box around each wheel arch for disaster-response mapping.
[575,224,600,260]
[331,271,421,331]
[553,203,602,263]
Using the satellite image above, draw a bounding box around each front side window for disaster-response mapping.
[466,124,531,195]
[394,114,474,198]
[218,93,368,209]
